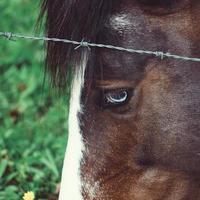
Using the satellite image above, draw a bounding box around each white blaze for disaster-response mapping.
[59,52,88,200]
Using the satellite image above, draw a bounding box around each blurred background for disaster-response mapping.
[0,0,67,199]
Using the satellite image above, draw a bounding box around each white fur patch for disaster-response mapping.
[110,14,132,31]
[83,180,100,199]
[58,52,88,200]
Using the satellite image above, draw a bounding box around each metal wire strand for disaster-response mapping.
[0,31,200,62]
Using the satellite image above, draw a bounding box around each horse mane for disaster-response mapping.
[40,0,121,88]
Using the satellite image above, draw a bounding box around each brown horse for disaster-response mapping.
[41,0,200,199]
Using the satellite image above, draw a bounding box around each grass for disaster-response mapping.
[0,0,67,199]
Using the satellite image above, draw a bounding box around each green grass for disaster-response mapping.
[0,0,67,199]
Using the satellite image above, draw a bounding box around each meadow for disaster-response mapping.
[0,1,67,199]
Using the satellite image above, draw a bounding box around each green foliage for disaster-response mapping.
[0,0,67,199]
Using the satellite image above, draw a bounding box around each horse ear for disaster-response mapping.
[39,0,121,89]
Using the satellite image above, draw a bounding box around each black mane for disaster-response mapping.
[41,0,121,88]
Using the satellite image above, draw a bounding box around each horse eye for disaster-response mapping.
[102,89,131,108]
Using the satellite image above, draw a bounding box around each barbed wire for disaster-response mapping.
[0,31,200,62]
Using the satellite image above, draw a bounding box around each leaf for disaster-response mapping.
[0,159,8,178]
[41,149,59,178]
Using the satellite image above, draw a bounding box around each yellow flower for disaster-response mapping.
[23,191,35,200]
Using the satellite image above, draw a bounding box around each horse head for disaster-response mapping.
[41,0,200,199]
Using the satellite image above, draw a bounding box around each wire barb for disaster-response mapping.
[155,51,165,60]
[0,31,200,62]
[74,39,91,50]
[0,32,14,41]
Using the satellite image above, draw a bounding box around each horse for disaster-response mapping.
[41,0,200,199]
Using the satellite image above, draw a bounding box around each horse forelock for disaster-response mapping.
[40,0,121,89]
